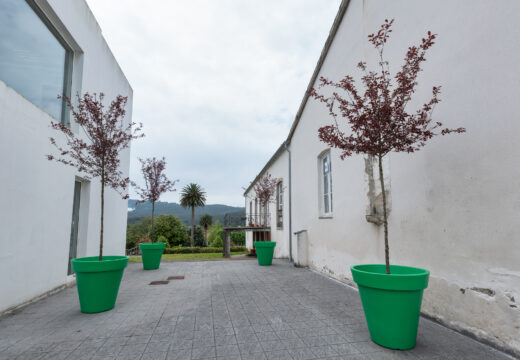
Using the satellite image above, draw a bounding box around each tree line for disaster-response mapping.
[126,214,245,250]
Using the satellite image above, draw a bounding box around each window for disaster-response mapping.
[276,181,283,228]
[254,198,258,225]
[320,151,333,215]
[0,0,73,123]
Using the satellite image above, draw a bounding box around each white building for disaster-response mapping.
[245,0,520,355]
[0,0,132,313]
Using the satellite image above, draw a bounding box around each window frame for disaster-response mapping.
[25,0,74,125]
[318,150,333,217]
[276,180,283,229]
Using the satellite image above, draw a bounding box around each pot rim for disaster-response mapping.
[139,242,166,249]
[72,255,129,273]
[351,264,429,291]
[253,241,277,248]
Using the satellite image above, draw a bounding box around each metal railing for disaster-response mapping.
[223,213,271,227]
[245,213,270,227]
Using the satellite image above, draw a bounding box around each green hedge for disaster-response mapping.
[163,246,247,254]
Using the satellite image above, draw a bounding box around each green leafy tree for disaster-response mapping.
[231,231,245,246]
[153,214,190,247]
[126,216,153,249]
[157,235,168,244]
[208,221,224,247]
[199,214,213,246]
[126,223,143,249]
[180,183,207,247]
[187,226,205,247]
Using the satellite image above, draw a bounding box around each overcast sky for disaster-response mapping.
[85,0,341,207]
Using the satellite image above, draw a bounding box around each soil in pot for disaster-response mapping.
[139,242,166,270]
[351,264,430,350]
[71,255,129,313]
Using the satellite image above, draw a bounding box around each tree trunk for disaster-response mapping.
[190,206,195,247]
[151,201,155,243]
[378,153,390,274]
[99,172,105,261]
[204,227,208,246]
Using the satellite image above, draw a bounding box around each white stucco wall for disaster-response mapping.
[248,0,520,354]
[0,0,132,313]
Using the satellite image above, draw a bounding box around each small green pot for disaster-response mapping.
[351,264,430,350]
[254,241,276,266]
[71,256,128,313]
[140,242,166,270]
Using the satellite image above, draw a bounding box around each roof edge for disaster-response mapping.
[243,0,350,197]
[285,0,350,145]
[243,142,287,196]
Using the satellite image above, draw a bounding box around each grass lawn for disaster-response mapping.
[129,251,249,263]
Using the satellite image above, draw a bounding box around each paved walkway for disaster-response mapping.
[0,260,514,360]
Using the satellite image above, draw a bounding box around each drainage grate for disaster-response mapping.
[167,276,184,280]
[149,280,169,285]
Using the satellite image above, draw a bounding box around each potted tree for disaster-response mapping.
[310,20,465,349]
[134,157,177,270]
[48,93,143,313]
[253,173,278,266]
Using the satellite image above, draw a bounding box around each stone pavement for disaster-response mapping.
[0,259,514,360]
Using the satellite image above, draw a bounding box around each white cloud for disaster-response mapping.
[85,0,341,206]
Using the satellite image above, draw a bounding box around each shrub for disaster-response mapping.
[163,246,247,254]
[153,214,190,247]
[208,221,224,247]
[230,231,245,246]
[126,218,152,249]
[136,238,151,247]
[187,225,205,247]
[157,235,168,244]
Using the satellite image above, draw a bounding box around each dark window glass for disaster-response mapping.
[0,0,72,122]
[277,182,283,228]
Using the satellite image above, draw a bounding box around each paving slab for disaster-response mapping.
[0,259,515,360]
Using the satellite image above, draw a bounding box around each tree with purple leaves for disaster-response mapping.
[310,19,465,274]
[133,157,177,242]
[48,92,144,261]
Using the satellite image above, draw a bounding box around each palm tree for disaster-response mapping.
[199,214,213,246]
[180,183,207,247]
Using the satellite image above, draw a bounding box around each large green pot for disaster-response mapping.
[139,242,166,270]
[351,264,430,350]
[254,241,276,266]
[71,256,128,313]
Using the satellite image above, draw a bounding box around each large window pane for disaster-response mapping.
[0,0,72,122]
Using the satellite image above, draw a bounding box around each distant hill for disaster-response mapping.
[127,199,245,226]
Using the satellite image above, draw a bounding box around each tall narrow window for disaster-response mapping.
[254,198,258,225]
[320,151,333,215]
[276,181,283,228]
[249,201,253,225]
[0,0,73,124]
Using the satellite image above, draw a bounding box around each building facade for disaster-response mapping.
[245,0,520,355]
[0,0,132,313]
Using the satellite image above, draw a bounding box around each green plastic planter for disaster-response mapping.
[351,264,430,350]
[71,256,128,313]
[254,241,276,266]
[139,242,166,270]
